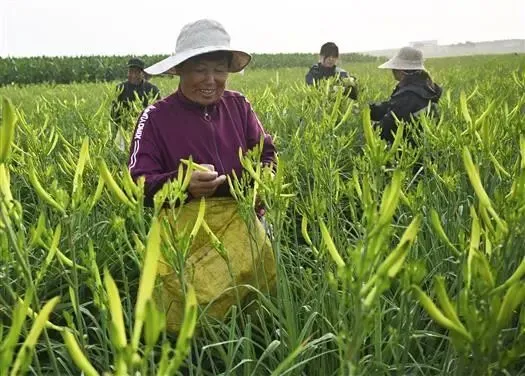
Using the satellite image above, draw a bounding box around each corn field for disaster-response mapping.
[0,53,378,86]
[1,54,525,375]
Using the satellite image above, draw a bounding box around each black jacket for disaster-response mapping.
[370,72,442,146]
[305,63,358,100]
[110,80,160,125]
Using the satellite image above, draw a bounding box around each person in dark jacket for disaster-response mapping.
[305,42,358,100]
[110,58,161,128]
[370,46,442,147]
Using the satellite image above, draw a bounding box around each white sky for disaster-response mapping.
[1,0,524,57]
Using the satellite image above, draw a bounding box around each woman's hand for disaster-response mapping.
[188,164,227,198]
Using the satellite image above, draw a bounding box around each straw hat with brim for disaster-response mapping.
[378,46,425,70]
[145,19,251,75]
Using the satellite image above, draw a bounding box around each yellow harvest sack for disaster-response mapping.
[156,197,276,333]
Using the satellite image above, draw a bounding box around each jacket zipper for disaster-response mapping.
[203,107,225,172]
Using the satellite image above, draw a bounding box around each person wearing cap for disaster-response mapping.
[305,42,358,100]
[369,46,442,148]
[128,19,277,333]
[110,58,161,130]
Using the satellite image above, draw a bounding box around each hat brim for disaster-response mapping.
[378,57,425,70]
[145,46,251,75]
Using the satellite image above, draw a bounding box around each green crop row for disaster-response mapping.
[0,55,525,375]
[0,53,379,86]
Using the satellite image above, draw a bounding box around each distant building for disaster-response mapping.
[409,40,438,49]
[362,39,525,59]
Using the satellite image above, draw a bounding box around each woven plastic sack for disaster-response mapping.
[156,197,276,333]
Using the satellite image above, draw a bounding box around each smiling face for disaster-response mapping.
[177,52,231,106]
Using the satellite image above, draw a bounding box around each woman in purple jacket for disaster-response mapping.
[129,22,276,205]
[127,19,277,333]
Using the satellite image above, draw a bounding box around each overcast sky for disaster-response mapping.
[1,0,524,57]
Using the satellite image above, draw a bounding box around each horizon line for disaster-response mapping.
[1,38,525,59]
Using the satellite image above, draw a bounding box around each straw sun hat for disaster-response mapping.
[378,46,426,70]
[145,19,251,75]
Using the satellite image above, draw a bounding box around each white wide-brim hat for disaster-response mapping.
[378,46,425,70]
[145,19,251,75]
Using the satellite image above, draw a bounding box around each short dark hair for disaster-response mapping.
[320,42,339,58]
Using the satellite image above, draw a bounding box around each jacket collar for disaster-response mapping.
[392,79,442,101]
[126,80,145,88]
[174,88,219,113]
[316,63,336,75]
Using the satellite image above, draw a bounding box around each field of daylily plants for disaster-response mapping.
[1,54,525,375]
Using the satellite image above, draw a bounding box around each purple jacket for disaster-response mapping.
[128,89,276,205]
